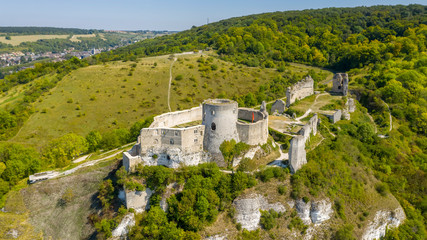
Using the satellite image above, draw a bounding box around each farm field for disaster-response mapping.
[0,34,97,46]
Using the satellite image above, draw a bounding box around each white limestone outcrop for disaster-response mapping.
[233,194,286,231]
[295,199,312,224]
[124,188,153,212]
[295,199,333,225]
[111,213,136,239]
[362,207,406,240]
[310,200,333,224]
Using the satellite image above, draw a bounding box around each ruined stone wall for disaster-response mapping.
[289,135,307,173]
[123,151,142,172]
[286,76,314,107]
[331,110,342,123]
[139,125,204,154]
[149,106,202,128]
[332,73,349,95]
[298,114,318,143]
[271,99,285,114]
[132,125,206,168]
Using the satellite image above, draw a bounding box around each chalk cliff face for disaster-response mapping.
[310,200,333,224]
[362,207,406,240]
[112,213,136,239]
[233,194,286,231]
[296,199,312,224]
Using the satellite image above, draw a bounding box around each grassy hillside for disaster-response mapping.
[7,53,331,148]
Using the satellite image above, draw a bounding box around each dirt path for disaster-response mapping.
[382,100,393,132]
[167,57,177,112]
[295,92,328,122]
[366,112,378,134]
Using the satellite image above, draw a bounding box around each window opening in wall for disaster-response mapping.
[338,86,341,89]
[211,122,216,131]
[170,139,174,144]
[194,138,198,142]
[167,155,170,160]
[175,131,179,136]
[194,129,198,134]
[211,110,215,115]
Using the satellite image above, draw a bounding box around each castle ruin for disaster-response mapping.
[286,76,314,107]
[123,99,268,171]
[289,135,307,173]
[332,73,349,95]
[289,114,319,173]
[271,99,286,114]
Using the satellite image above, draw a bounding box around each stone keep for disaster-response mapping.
[289,135,307,173]
[332,73,349,95]
[271,99,285,114]
[202,99,240,160]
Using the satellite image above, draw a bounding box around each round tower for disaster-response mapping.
[202,99,239,160]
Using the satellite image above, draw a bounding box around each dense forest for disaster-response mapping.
[0,4,426,239]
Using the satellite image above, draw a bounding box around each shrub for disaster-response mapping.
[278,185,286,195]
[260,210,279,230]
[175,75,183,80]
[375,182,389,196]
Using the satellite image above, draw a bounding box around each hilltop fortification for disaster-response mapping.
[123,99,268,171]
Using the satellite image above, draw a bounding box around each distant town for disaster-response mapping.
[1,44,123,70]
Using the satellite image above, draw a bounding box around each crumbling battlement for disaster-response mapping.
[271,99,285,114]
[150,106,202,128]
[286,76,314,107]
[139,125,205,155]
[298,114,319,143]
[237,108,269,146]
[332,73,349,96]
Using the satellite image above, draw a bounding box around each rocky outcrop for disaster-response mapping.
[295,199,333,225]
[295,199,312,224]
[111,213,136,239]
[233,194,286,230]
[125,188,153,212]
[310,200,333,224]
[205,234,227,240]
[362,207,406,240]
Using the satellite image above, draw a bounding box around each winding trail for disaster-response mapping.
[382,100,393,132]
[167,57,177,112]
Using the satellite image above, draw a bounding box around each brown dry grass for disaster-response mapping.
[17,158,119,239]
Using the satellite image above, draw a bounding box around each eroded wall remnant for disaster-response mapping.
[271,99,285,114]
[286,76,314,107]
[332,73,349,96]
[289,135,307,173]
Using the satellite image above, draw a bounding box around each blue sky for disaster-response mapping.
[1,0,425,31]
